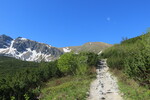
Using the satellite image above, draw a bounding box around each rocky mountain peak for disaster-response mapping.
[0,35,63,62]
[0,35,112,62]
[0,34,13,48]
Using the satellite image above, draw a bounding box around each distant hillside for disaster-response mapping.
[59,42,112,54]
[0,55,58,99]
[0,56,39,77]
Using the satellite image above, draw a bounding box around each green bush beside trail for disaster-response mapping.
[101,33,150,88]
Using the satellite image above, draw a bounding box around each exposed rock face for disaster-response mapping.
[0,35,13,48]
[0,35,63,62]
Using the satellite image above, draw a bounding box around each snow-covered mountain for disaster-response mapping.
[0,34,112,62]
[0,35,63,62]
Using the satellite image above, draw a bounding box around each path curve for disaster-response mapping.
[87,59,123,100]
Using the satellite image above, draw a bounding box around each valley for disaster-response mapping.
[0,33,150,100]
[0,0,149,100]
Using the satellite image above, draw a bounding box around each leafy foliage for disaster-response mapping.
[58,52,98,75]
[0,56,39,77]
[58,52,77,75]
[101,32,150,88]
[0,56,60,100]
[0,52,98,99]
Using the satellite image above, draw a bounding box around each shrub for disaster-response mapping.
[76,55,88,75]
[101,32,150,88]
[57,52,77,75]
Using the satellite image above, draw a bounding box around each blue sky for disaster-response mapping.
[0,0,150,47]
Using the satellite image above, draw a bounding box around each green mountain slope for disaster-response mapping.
[102,33,150,86]
[0,56,56,99]
[0,56,39,77]
[101,33,150,99]
[0,51,98,100]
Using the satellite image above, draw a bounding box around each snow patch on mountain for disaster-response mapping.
[0,35,63,62]
[18,48,52,62]
[19,38,27,41]
[7,40,16,56]
[46,44,52,48]
[0,48,9,53]
[0,40,53,62]
[0,40,19,56]
[63,47,71,53]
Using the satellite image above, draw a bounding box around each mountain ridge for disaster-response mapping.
[59,42,112,53]
[0,34,63,62]
[0,34,112,61]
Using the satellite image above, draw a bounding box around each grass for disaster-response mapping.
[40,74,95,100]
[110,69,150,100]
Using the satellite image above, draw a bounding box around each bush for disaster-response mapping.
[76,55,88,75]
[0,52,98,99]
[58,52,98,76]
[57,52,77,75]
[0,59,60,100]
[101,33,150,88]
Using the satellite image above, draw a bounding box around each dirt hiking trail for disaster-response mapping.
[87,59,123,100]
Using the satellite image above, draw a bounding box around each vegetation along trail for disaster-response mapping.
[87,59,123,100]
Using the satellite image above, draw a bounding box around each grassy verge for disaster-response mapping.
[110,69,150,100]
[40,74,95,100]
